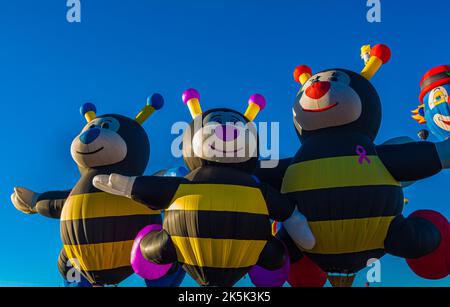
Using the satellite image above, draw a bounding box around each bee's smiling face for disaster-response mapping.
[293,70,362,132]
[71,116,128,168]
[189,109,258,164]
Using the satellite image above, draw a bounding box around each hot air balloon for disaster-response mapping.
[412,65,450,141]
[93,89,315,287]
[10,94,167,286]
[418,129,430,141]
[256,44,450,286]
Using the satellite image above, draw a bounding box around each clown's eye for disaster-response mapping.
[428,96,436,110]
[419,107,425,116]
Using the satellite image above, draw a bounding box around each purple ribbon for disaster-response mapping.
[356,145,371,164]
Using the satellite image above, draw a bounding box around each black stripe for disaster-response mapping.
[182,264,251,287]
[186,166,259,187]
[285,185,403,222]
[164,210,271,240]
[305,249,386,274]
[61,214,162,245]
[421,71,450,91]
[83,266,133,285]
[57,249,71,278]
[292,133,377,163]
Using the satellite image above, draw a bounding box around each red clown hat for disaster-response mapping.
[420,65,450,103]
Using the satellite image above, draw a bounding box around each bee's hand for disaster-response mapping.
[10,187,40,214]
[283,209,316,250]
[93,174,136,198]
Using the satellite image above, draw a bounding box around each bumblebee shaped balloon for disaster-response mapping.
[93,89,315,287]
[412,65,450,140]
[11,94,165,286]
[256,44,450,287]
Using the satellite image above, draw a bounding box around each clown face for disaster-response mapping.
[424,84,450,140]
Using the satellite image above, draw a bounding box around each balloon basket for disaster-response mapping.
[327,274,356,287]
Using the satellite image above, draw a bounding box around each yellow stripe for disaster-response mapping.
[167,184,268,215]
[64,240,133,272]
[171,236,266,268]
[282,156,400,193]
[305,216,395,255]
[61,192,160,221]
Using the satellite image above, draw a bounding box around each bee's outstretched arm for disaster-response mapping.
[376,141,442,182]
[93,174,188,210]
[35,190,71,218]
[11,187,71,219]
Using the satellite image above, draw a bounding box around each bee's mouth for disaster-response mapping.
[76,147,104,155]
[302,102,338,112]
[210,144,243,154]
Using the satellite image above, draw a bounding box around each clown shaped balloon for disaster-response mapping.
[93,89,315,287]
[412,65,450,140]
[11,94,165,286]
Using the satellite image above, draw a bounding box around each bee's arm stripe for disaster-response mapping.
[131,176,189,210]
[36,190,72,219]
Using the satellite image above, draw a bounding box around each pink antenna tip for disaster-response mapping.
[249,94,266,110]
[182,88,200,104]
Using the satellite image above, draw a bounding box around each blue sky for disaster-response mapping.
[1,0,449,287]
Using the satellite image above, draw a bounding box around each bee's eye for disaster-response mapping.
[101,122,110,129]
